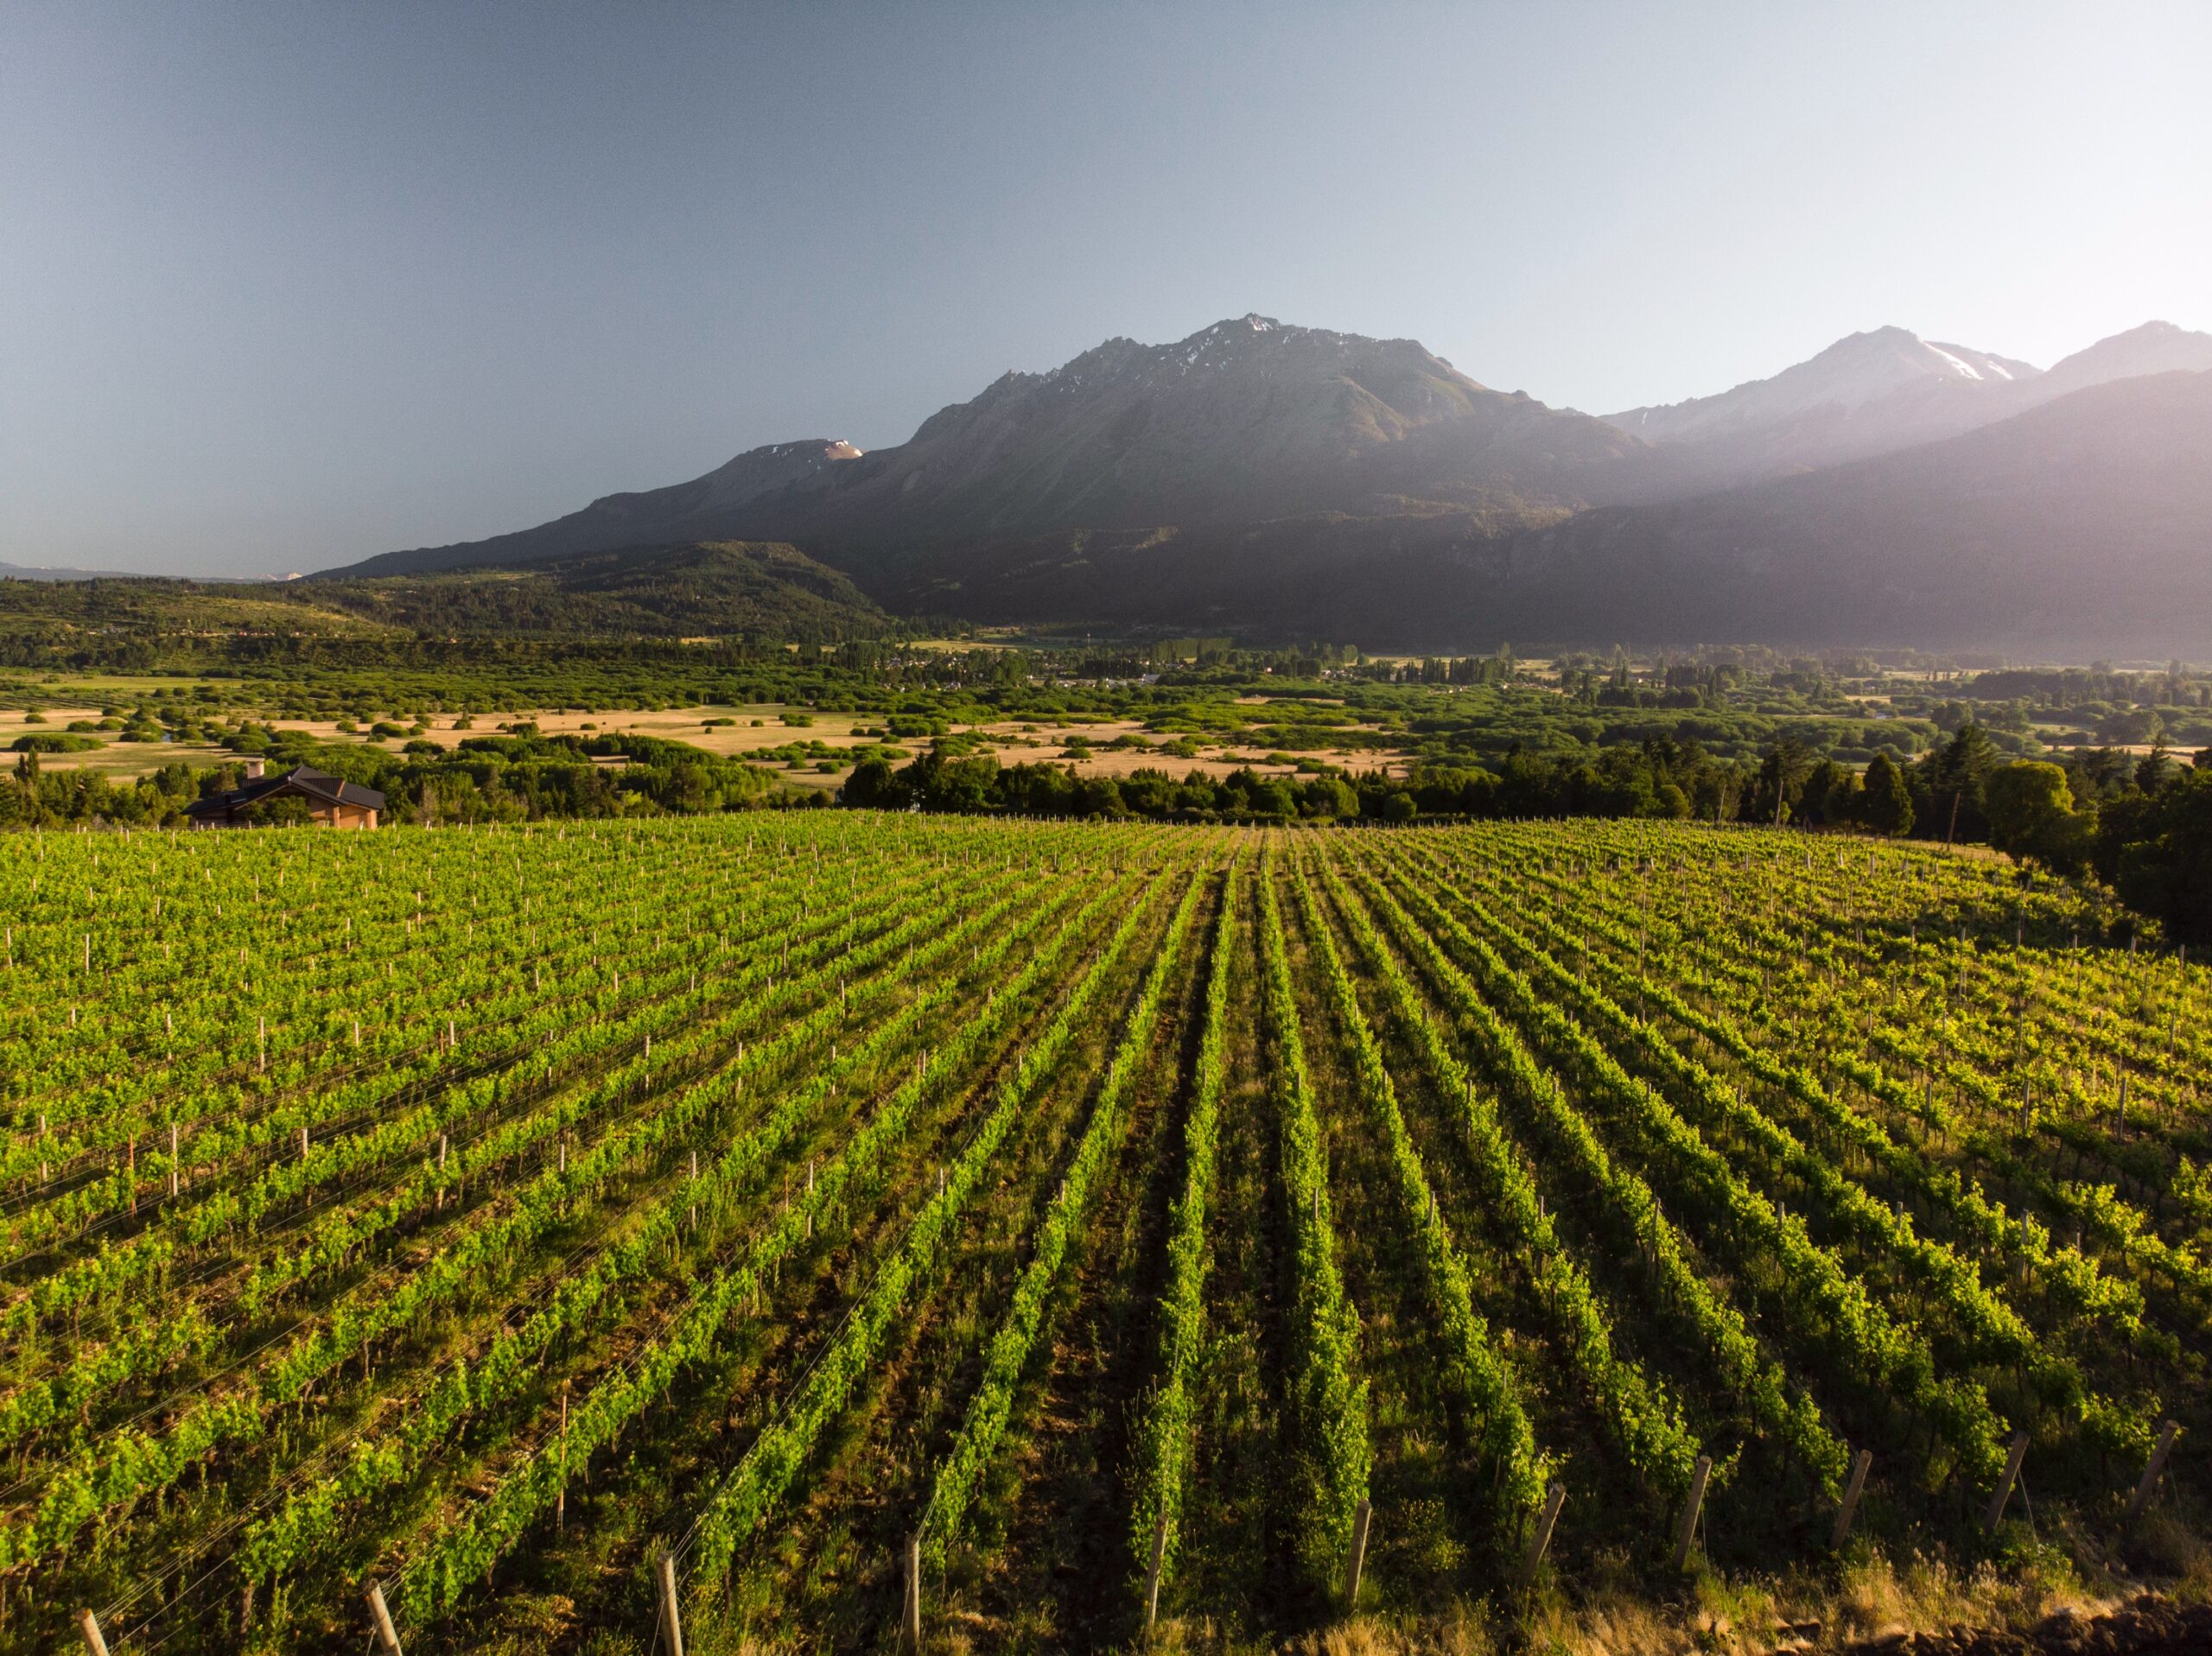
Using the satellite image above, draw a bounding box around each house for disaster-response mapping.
[187,761,385,828]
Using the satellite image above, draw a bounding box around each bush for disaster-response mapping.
[842,754,909,809]
[1986,761,2077,865]
[1855,752,1915,835]
[1300,776,1359,819]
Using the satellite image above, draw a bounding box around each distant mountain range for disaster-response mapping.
[1517,369,2212,652]
[1600,320,2212,491]
[0,560,302,583]
[1602,327,2043,487]
[0,560,145,581]
[289,311,2212,653]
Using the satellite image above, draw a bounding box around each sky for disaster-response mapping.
[3,3,2208,577]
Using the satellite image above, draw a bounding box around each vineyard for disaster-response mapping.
[2,815,2206,1654]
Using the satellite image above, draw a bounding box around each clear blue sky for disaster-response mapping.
[3,2,2207,576]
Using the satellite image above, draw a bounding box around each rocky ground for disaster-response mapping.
[1815,1595,2212,1655]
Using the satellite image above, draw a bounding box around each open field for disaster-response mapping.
[2,702,1332,791]
[7,657,2207,829]
[2,818,2207,1656]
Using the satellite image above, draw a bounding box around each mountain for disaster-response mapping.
[314,312,2212,652]
[1504,370,2212,655]
[324,317,1654,581]
[0,560,146,581]
[2036,320,2212,397]
[1601,320,2212,490]
[1604,326,2037,462]
[361,441,869,574]
[888,372,2212,650]
[748,315,1651,538]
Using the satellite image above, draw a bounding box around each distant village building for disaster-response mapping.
[186,761,385,828]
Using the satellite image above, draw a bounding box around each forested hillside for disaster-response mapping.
[0,541,893,656]
[307,542,893,639]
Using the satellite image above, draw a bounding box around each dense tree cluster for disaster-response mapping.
[1,752,207,830]
[2095,766,2212,945]
[1880,722,2212,943]
[2,729,807,829]
[848,739,1770,827]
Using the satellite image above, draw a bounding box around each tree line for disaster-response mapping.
[3,728,810,830]
[842,726,2211,943]
[9,714,2203,944]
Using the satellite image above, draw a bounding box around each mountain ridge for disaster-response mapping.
[1600,319,2212,488]
[1605,325,2039,436]
[2038,319,2212,397]
[308,539,890,639]
[326,314,1654,581]
[308,312,2212,654]
[1510,368,2212,654]
[817,371,2212,654]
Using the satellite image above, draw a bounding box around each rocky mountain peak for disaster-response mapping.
[2039,320,2212,395]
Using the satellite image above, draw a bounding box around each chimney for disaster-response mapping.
[245,758,265,780]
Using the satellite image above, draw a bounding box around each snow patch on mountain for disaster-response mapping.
[1923,342,1982,380]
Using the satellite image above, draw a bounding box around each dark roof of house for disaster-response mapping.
[187,765,386,817]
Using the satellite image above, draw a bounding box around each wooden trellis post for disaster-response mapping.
[903,1535,923,1649]
[365,1582,403,1654]
[2124,1421,2182,1527]
[1343,1498,1373,1612]
[656,1551,685,1656]
[1670,1456,1713,1571]
[76,1610,110,1656]
[1516,1482,1567,1596]
[1983,1433,2030,1533]
[1832,1449,1873,1549]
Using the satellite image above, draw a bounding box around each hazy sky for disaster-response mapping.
[4,3,2208,576]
